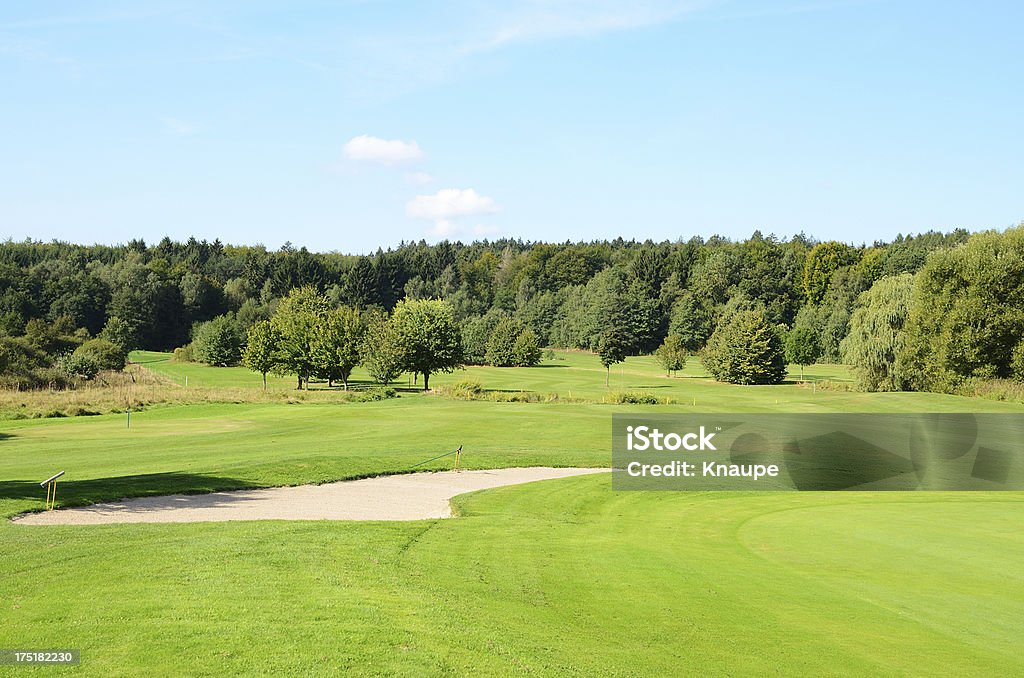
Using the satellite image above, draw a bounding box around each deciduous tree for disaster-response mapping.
[701,310,786,385]
[390,299,462,391]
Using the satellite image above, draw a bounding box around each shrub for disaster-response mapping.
[954,377,1024,403]
[55,352,100,381]
[173,345,195,363]
[442,379,484,398]
[74,338,128,371]
[349,386,398,402]
[602,391,674,405]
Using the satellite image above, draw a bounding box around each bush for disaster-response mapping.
[701,310,786,385]
[74,338,128,371]
[349,386,398,402]
[439,379,485,399]
[55,352,100,381]
[192,315,243,366]
[955,377,1024,403]
[602,391,675,405]
[173,345,195,363]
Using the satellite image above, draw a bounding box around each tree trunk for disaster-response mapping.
[342,376,348,391]
[262,373,267,391]
[800,365,804,381]
[328,378,333,388]
[423,371,430,391]
[605,367,610,387]
[296,376,302,390]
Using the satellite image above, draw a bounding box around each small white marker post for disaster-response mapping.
[127,407,131,429]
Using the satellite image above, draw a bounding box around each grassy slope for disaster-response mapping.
[134,349,1021,411]
[2,353,1023,675]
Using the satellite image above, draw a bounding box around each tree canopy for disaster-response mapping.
[389,298,463,391]
[702,310,787,385]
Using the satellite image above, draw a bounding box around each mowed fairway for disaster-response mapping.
[2,353,1023,675]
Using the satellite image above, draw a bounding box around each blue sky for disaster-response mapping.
[1,1,1021,253]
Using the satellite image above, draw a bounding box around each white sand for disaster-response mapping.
[13,467,608,525]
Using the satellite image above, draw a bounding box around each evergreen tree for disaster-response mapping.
[342,257,377,309]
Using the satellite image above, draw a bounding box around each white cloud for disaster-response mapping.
[406,188,498,220]
[406,188,499,237]
[343,134,423,165]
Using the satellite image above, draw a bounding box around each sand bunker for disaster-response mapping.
[14,467,608,525]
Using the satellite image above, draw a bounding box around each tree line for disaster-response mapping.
[2,226,1021,394]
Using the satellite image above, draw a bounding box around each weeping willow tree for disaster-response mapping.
[840,274,914,391]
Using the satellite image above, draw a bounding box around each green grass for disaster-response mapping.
[2,355,1023,675]
[134,349,1024,413]
[2,475,1022,675]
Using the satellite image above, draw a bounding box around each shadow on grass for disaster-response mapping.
[129,355,172,365]
[1,472,263,509]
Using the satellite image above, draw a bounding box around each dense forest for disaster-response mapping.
[1,226,1022,395]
